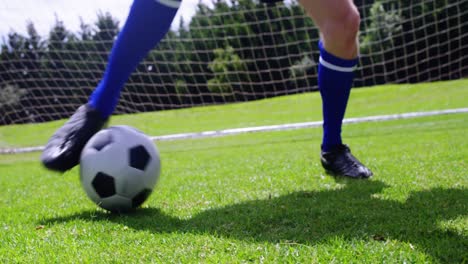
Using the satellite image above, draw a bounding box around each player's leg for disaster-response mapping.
[89,0,181,119]
[299,0,372,178]
[41,0,181,172]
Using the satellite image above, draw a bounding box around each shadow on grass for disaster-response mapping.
[43,180,467,262]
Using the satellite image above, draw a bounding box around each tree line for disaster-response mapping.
[1,0,467,125]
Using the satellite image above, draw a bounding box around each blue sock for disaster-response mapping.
[318,41,358,152]
[89,0,181,118]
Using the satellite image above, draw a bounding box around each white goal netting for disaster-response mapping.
[0,0,467,125]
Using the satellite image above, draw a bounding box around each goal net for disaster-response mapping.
[0,0,467,125]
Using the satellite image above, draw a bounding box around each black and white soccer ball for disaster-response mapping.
[80,125,160,212]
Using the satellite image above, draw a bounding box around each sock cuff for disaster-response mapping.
[155,0,181,8]
[318,41,358,72]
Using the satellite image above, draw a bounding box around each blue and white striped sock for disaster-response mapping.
[89,0,181,119]
[318,41,359,152]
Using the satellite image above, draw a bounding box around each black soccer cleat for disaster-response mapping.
[41,104,108,172]
[320,144,373,179]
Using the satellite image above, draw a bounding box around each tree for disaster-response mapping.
[207,45,248,101]
[93,11,120,55]
[361,1,402,62]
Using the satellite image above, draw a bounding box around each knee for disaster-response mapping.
[321,7,361,47]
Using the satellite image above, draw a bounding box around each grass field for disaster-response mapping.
[0,80,467,263]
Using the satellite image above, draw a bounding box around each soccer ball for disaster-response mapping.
[80,125,160,212]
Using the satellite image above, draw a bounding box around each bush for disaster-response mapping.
[361,1,402,62]
[0,84,26,107]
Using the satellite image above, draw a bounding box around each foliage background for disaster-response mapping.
[0,0,467,125]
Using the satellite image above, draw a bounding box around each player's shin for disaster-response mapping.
[89,0,181,119]
[318,41,358,152]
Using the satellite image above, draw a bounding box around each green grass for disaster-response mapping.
[0,80,467,263]
[0,79,467,148]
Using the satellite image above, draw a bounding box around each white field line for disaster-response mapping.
[1,108,467,154]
